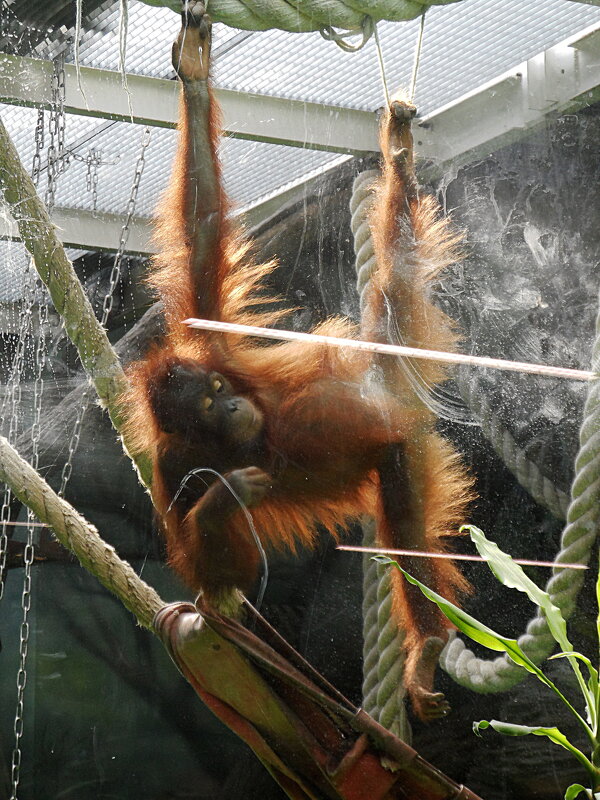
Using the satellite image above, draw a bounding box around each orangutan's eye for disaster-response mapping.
[202,396,214,411]
[213,379,223,393]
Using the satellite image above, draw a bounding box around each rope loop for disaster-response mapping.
[320,15,374,51]
[444,295,600,693]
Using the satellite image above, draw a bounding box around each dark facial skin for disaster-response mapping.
[155,362,264,446]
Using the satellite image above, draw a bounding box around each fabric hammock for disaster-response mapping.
[157,598,483,800]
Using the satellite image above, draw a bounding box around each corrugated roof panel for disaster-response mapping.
[1,0,598,252]
[46,0,600,114]
[208,0,600,113]
[34,2,240,79]
[0,102,343,220]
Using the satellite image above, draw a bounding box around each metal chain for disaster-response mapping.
[45,56,67,211]
[0,499,8,598]
[70,147,119,214]
[31,110,44,188]
[0,264,36,600]
[101,126,151,327]
[58,388,89,497]
[2,52,65,793]
[56,62,66,174]
[9,273,47,800]
[0,365,23,600]
[30,296,47,472]
[57,126,152,498]
[9,548,32,800]
[0,92,53,592]
[45,80,57,209]
[0,0,6,42]
[85,148,101,211]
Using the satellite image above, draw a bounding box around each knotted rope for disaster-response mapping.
[458,370,570,521]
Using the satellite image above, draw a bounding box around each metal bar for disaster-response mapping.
[2,22,600,251]
[184,317,597,382]
[337,545,588,570]
[0,206,153,253]
[0,53,379,154]
[417,21,600,172]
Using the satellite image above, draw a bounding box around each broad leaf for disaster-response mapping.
[565,784,591,800]
[374,557,538,674]
[549,652,599,695]
[465,525,571,652]
[474,720,595,775]
[596,551,600,665]
[377,555,594,738]
[465,526,593,719]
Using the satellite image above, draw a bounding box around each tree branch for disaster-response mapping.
[0,432,162,628]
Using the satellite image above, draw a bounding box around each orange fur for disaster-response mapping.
[121,20,473,721]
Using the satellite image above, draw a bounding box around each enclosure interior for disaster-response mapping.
[1,0,600,798]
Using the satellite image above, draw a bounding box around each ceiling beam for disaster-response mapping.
[0,168,350,254]
[0,164,352,255]
[416,21,600,173]
[0,206,153,254]
[0,53,379,154]
[2,21,600,254]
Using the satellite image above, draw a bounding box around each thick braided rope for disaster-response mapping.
[352,170,410,740]
[352,169,380,314]
[139,0,460,32]
[362,521,412,740]
[441,297,600,692]
[458,369,570,521]
[352,166,600,695]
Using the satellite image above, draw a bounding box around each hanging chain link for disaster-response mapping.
[71,147,119,214]
[58,389,88,497]
[7,55,63,791]
[0,502,8,599]
[8,266,47,800]
[55,62,66,174]
[0,343,24,599]
[0,52,64,595]
[101,126,150,328]
[0,261,36,600]
[57,126,151,498]
[85,148,101,211]
[2,50,70,794]
[30,297,47,472]
[9,553,31,800]
[45,55,67,211]
[0,348,24,600]
[31,109,44,188]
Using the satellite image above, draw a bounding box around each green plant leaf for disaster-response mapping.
[596,551,600,669]
[464,525,594,722]
[373,556,396,566]
[473,720,595,775]
[464,525,571,651]
[375,557,539,674]
[565,784,591,800]
[550,651,599,729]
[549,652,599,691]
[378,554,595,741]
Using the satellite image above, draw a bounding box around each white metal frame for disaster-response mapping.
[1,20,600,254]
